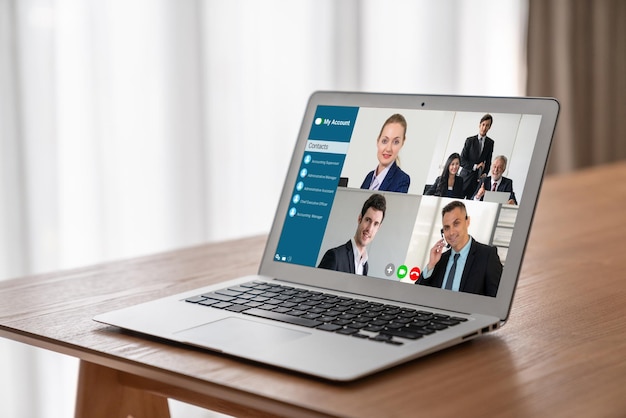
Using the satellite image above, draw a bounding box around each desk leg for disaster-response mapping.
[75,360,170,418]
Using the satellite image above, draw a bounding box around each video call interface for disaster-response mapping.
[274,105,541,297]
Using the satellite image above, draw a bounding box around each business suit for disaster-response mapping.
[416,238,502,297]
[425,175,465,198]
[459,135,494,198]
[318,240,368,275]
[360,161,410,193]
[472,176,518,205]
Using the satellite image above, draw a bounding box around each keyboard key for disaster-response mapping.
[211,301,233,309]
[264,298,283,305]
[198,299,220,306]
[232,298,251,305]
[287,309,307,316]
[240,282,258,288]
[432,318,461,326]
[261,291,280,298]
[225,304,250,313]
[364,325,384,333]
[185,296,206,303]
[307,307,326,314]
[227,286,250,293]
[371,334,393,342]
[243,308,322,328]
[336,327,359,335]
[202,293,236,302]
[380,328,423,340]
[317,323,343,332]
[216,289,243,297]
[406,327,435,336]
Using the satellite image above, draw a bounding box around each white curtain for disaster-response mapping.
[0,1,526,417]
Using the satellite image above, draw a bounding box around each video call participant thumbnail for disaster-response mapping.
[318,193,386,275]
[360,114,411,193]
[416,200,502,297]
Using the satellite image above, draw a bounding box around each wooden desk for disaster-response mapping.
[1,162,626,418]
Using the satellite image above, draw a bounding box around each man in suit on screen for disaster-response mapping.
[471,155,518,205]
[459,114,495,198]
[416,200,502,297]
[318,193,386,276]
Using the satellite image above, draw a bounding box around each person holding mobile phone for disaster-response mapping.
[416,200,502,297]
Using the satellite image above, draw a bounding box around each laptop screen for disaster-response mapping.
[264,93,557,318]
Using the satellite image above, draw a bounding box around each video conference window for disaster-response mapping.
[274,105,541,298]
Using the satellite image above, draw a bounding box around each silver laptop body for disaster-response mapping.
[95,91,559,381]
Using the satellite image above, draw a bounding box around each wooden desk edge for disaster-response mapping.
[0,326,332,418]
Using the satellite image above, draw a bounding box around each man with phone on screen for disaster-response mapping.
[416,200,502,297]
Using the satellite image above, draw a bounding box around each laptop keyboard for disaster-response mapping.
[184,280,467,346]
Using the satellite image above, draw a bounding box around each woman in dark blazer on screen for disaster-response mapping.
[425,152,464,198]
[360,113,411,193]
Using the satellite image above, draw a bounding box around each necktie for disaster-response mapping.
[492,182,497,191]
[444,253,460,290]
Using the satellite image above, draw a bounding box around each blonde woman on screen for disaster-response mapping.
[360,113,411,193]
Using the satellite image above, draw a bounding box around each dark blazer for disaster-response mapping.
[318,240,368,275]
[416,238,502,297]
[360,161,410,193]
[459,135,494,197]
[425,175,465,198]
[472,176,518,205]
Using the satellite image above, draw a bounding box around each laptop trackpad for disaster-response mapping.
[175,317,310,353]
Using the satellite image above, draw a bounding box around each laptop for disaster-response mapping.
[483,190,513,204]
[94,92,559,381]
